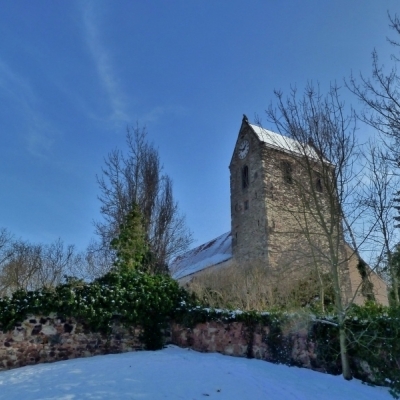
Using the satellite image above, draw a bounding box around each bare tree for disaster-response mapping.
[265,83,361,380]
[347,11,400,302]
[0,238,80,296]
[363,143,399,304]
[0,241,42,295]
[94,125,192,272]
[347,12,400,163]
[38,239,79,288]
[81,239,115,281]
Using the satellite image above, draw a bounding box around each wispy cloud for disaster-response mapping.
[142,105,187,125]
[0,59,60,158]
[25,119,59,159]
[81,1,129,126]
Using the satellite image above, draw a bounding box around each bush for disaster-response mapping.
[184,261,334,311]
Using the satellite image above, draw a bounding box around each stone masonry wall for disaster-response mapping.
[262,146,343,273]
[0,314,147,371]
[0,314,326,373]
[0,316,388,381]
[0,314,380,382]
[171,320,326,372]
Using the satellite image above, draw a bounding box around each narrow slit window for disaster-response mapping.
[316,176,323,193]
[281,161,293,184]
[244,200,249,210]
[242,165,249,189]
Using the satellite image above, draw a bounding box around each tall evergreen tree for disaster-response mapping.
[110,204,149,273]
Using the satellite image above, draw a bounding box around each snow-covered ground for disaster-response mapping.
[0,345,392,399]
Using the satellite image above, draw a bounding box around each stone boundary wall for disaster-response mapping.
[1,315,372,381]
[171,321,382,383]
[0,314,327,374]
[0,315,334,372]
[171,321,326,372]
[0,314,147,371]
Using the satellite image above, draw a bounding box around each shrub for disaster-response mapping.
[184,261,334,311]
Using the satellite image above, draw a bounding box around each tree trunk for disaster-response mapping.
[386,246,399,307]
[319,282,325,313]
[392,273,400,306]
[331,255,352,381]
[338,317,352,380]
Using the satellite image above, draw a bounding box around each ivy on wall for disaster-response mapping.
[0,270,192,350]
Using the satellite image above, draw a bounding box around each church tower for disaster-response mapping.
[229,115,270,266]
[229,115,338,273]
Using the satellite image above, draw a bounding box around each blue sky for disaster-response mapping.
[0,0,399,253]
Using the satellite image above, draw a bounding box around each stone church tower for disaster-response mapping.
[173,115,388,306]
[230,115,314,271]
[229,116,388,305]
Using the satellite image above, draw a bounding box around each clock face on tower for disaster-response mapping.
[238,139,249,159]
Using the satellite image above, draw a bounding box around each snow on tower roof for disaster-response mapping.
[249,124,320,160]
[171,232,232,280]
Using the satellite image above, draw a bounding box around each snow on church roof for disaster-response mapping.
[249,124,320,160]
[171,232,232,280]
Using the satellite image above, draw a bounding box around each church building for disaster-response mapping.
[171,116,388,306]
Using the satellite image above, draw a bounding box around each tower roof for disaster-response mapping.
[249,124,319,160]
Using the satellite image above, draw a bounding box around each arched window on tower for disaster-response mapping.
[242,165,249,189]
